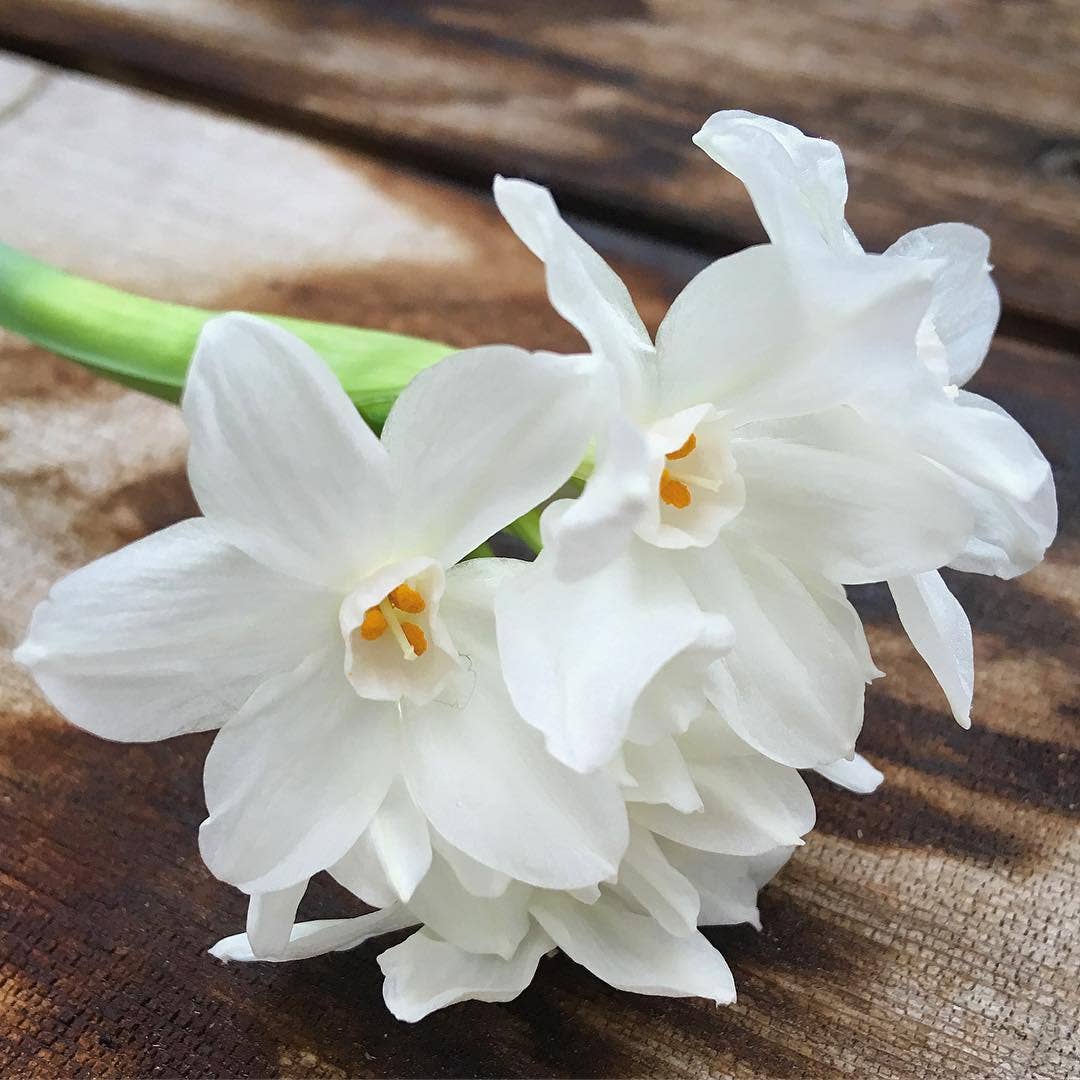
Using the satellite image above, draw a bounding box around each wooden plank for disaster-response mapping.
[0,54,1077,1079]
[1,0,1079,342]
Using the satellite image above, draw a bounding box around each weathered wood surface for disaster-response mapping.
[0,52,1077,1079]
[2,0,1080,341]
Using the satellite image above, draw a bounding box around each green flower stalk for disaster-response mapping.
[0,244,453,430]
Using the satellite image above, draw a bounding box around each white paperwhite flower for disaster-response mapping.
[492,175,974,774]
[211,701,812,1022]
[694,111,1056,726]
[15,313,630,907]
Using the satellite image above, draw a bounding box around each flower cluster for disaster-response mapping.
[15,112,1055,1021]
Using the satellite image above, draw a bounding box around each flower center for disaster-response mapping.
[659,433,721,510]
[358,582,428,659]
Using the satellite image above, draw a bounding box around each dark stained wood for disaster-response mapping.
[1,0,1079,344]
[0,53,1078,1080]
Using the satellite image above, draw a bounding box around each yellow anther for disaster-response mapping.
[359,606,388,641]
[388,583,426,614]
[659,468,692,509]
[401,621,428,657]
[666,433,697,461]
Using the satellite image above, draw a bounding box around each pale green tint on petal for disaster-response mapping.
[13,518,340,743]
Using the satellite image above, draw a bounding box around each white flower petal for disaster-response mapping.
[886,223,999,387]
[631,726,815,855]
[626,615,735,747]
[815,753,885,794]
[404,559,628,889]
[365,778,432,903]
[734,407,973,583]
[212,904,417,963]
[622,737,704,814]
[496,536,726,773]
[531,893,736,1004]
[693,110,859,253]
[380,344,599,568]
[661,842,794,929]
[807,576,883,683]
[892,390,1056,578]
[14,518,339,743]
[406,856,532,960]
[431,833,512,899]
[200,652,399,893]
[379,925,552,1023]
[544,411,654,582]
[330,834,397,909]
[684,541,865,768]
[889,571,974,728]
[653,245,934,424]
[244,881,308,959]
[493,176,654,411]
[183,313,394,589]
[614,825,700,937]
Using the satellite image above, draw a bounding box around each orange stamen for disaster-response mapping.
[388,583,426,614]
[401,621,428,656]
[665,433,697,461]
[659,468,692,509]
[360,606,388,640]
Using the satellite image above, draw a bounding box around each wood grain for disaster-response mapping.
[1,0,1079,343]
[0,54,1077,1079]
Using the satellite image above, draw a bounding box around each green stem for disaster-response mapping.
[0,244,453,430]
[0,244,569,557]
[504,506,544,554]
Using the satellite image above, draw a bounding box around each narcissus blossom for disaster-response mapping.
[10,107,1055,1024]
[492,175,975,775]
[15,312,627,904]
[15,312,816,1019]
[211,700,812,1022]
[694,110,1056,726]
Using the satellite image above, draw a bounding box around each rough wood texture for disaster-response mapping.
[0,50,1078,1080]
[1,0,1080,342]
